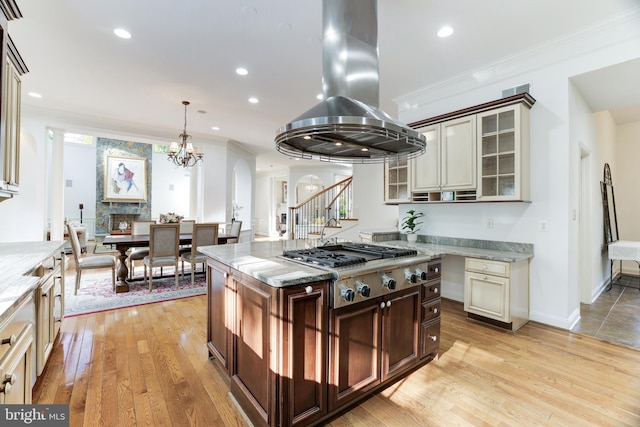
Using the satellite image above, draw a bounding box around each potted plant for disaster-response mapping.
[401,209,424,242]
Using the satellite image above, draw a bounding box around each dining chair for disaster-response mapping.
[67,223,116,294]
[127,220,155,279]
[181,223,219,285]
[178,219,196,257]
[143,224,180,291]
[226,220,242,244]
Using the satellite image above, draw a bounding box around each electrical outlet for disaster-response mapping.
[487,218,493,229]
[538,220,548,232]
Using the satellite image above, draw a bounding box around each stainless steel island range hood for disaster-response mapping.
[275,0,426,163]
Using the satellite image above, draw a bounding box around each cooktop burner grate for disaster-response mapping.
[282,244,417,268]
[282,248,367,268]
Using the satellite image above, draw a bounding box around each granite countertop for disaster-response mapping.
[0,241,65,325]
[199,238,533,288]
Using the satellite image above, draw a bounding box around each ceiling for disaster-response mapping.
[8,0,640,171]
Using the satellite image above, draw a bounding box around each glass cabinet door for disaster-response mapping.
[479,107,517,198]
[385,157,410,203]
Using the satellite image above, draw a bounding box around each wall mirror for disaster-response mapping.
[601,163,619,244]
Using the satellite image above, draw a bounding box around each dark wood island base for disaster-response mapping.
[206,258,442,427]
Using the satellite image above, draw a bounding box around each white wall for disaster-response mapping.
[616,120,640,274]
[358,11,640,329]
[0,118,49,242]
[151,149,191,220]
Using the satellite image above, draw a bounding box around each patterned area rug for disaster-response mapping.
[65,268,206,317]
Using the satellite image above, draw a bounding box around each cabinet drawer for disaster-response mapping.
[465,258,510,278]
[420,318,440,359]
[422,279,440,302]
[427,262,441,279]
[422,298,441,322]
[0,297,35,361]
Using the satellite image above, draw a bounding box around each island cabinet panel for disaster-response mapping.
[279,283,328,427]
[206,260,233,374]
[329,301,381,411]
[231,273,276,427]
[381,287,421,381]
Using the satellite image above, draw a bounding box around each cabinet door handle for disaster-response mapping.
[1,334,17,346]
[432,307,438,314]
[428,335,437,342]
[0,373,16,394]
[433,287,438,293]
[386,300,392,308]
[380,302,386,309]
[305,286,313,294]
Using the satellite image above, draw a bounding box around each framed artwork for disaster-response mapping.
[282,182,288,203]
[104,155,147,201]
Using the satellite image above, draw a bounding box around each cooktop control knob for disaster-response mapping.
[339,284,355,302]
[355,280,371,297]
[404,269,418,283]
[381,274,396,290]
[415,268,427,280]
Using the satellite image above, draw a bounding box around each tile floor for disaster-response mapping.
[572,275,640,350]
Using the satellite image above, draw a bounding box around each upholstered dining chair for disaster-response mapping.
[127,220,155,279]
[143,224,180,292]
[181,223,219,285]
[178,219,196,257]
[67,223,116,294]
[226,220,242,244]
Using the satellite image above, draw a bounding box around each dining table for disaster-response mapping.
[102,232,232,292]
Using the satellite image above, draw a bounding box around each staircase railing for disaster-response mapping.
[287,176,353,240]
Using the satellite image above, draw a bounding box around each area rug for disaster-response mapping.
[65,268,206,317]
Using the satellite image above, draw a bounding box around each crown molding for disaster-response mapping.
[395,6,640,113]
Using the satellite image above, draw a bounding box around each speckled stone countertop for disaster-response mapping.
[199,237,533,288]
[0,241,65,325]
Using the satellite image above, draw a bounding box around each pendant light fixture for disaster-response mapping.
[167,100,204,167]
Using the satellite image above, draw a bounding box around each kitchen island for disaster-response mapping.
[0,241,66,404]
[199,239,443,427]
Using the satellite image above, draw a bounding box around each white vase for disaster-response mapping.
[406,234,418,243]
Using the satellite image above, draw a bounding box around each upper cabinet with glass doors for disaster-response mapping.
[384,157,411,204]
[476,103,530,201]
[402,92,535,204]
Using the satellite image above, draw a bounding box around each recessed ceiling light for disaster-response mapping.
[360,147,369,152]
[437,26,453,38]
[114,28,131,39]
[236,67,248,76]
[303,136,312,140]
[248,97,259,104]
[211,126,220,131]
[28,92,42,98]
[335,142,342,146]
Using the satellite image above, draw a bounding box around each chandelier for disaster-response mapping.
[167,100,204,167]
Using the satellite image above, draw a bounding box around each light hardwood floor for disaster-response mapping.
[35,272,640,427]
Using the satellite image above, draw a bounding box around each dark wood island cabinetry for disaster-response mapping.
[206,253,441,427]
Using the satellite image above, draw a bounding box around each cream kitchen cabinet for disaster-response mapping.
[384,157,411,204]
[464,257,529,331]
[476,102,531,201]
[35,252,65,376]
[0,295,34,405]
[1,37,27,200]
[412,116,476,202]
